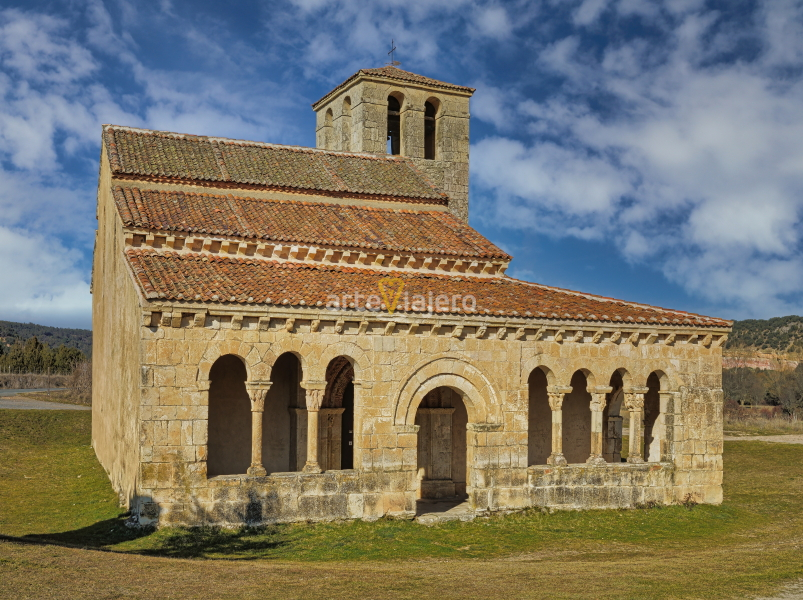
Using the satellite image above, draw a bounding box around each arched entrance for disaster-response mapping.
[603,370,626,462]
[207,354,251,477]
[263,352,304,473]
[527,367,551,465]
[644,372,662,462]
[414,386,468,499]
[320,356,355,471]
[563,370,592,464]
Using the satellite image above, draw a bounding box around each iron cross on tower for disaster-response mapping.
[387,40,401,66]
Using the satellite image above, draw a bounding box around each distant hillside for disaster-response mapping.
[0,320,92,357]
[726,316,803,355]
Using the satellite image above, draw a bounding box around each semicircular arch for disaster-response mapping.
[393,356,500,426]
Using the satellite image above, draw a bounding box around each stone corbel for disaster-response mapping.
[311,319,321,333]
[663,332,676,345]
[626,331,640,345]
[357,321,369,335]
[713,334,728,347]
[609,331,622,343]
[701,333,713,347]
[231,314,243,330]
[645,332,658,344]
[553,329,565,343]
[592,330,604,344]
[571,330,584,343]
[515,327,526,340]
[534,326,546,341]
[452,325,464,339]
[496,327,507,340]
[407,323,418,335]
[285,318,295,333]
[685,333,698,344]
[161,312,173,327]
[334,319,345,334]
[384,321,396,336]
[142,311,153,327]
[194,312,207,328]
[475,324,487,338]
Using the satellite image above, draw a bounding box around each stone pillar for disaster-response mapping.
[546,386,572,466]
[302,386,325,473]
[625,387,649,464]
[588,386,613,464]
[245,382,272,477]
[656,391,679,462]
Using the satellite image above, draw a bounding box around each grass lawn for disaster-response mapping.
[1,410,803,599]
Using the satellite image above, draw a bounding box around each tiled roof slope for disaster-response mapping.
[126,249,731,327]
[103,125,445,202]
[312,66,475,108]
[115,187,509,259]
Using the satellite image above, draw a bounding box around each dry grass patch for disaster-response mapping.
[1,410,803,599]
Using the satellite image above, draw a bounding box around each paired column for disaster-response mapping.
[546,385,572,466]
[245,381,272,477]
[587,386,613,464]
[624,387,649,463]
[302,385,325,473]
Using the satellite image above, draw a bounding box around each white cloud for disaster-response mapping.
[473,0,803,317]
[0,225,91,329]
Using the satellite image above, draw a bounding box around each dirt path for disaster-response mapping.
[724,434,803,444]
[0,396,89,410]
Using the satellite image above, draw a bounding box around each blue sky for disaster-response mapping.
[1,0,802,329]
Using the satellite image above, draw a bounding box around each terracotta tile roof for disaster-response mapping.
[126,249,731,327]
[103,125,445,202]
[312,66,475,108]
[114,187,509,259]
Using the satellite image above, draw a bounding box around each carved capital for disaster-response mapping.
[246,382,272,412]
[589,392,608,412]
[624,392,645,411]
[547,393,564,411]
[305,388,325,411]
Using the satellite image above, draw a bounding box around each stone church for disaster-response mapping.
[92,66,731,526]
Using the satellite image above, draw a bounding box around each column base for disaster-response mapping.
[247,465,267,477]
[586,455,607,465]
[302,462,322,474]
[627,456,645,464]
[547,453,567,466]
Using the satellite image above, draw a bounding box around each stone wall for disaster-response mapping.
[128,308,726,526]
[91,146,144,508]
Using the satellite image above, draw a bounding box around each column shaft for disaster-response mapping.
[625,391,646,463]
[547,392,567,466]
[303,389,324,473]
[246,384,270,477]
[587,388,612,464]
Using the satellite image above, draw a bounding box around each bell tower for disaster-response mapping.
[312,66,475,222]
